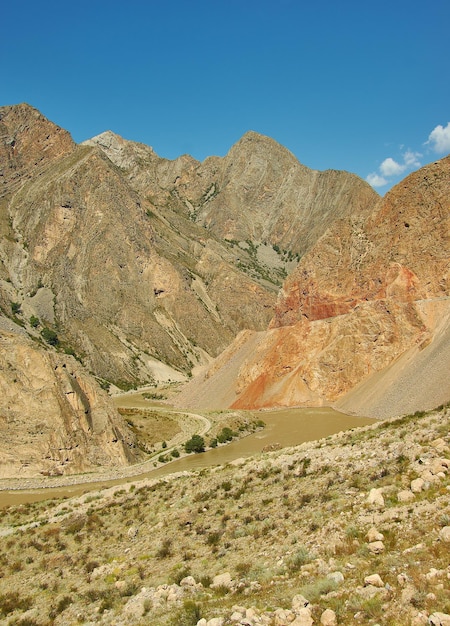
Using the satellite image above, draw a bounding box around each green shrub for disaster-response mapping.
[41,327,59,346]
[29,315,40,328]
[185,435,205,454]
[286,546,314,572]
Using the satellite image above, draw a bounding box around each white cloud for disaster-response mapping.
[367,148,423,190]
[403,150,422,168]
[428,122,450,153]
[366,172,388,187]
[380,157,405,177]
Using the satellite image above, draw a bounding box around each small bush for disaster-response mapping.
[185,435,205,454]
[0,591,32,616]
[41,327,59,346]
[287,546,314,572]
[156,538,172,559]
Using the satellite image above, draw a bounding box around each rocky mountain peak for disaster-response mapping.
[82,130,157,169]
[0,103,75,194]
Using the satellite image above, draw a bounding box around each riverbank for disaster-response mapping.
[0,406,375,506]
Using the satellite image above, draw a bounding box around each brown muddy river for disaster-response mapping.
[0,406,375,508]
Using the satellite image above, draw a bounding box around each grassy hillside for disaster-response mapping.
[0,405,449,625]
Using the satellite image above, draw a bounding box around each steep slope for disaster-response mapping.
[0,105,276,388]
[176,157,450,416]
[85,129,379,283]
[0,330,140,478]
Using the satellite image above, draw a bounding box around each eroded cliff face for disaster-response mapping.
[0,332,140,478]
[230,157,450,413]
[271,157,450,328]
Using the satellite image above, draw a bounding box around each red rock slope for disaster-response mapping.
[175,156,450,417]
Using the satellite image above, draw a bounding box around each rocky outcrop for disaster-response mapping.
[0,331,140,477]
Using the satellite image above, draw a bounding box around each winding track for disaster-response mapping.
[0,393,212,493]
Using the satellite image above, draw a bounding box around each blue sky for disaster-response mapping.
[2,0,449,193]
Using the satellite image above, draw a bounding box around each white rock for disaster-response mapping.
[180,575,197,587]
[368,540,385,554]
[397,489,415,502]
[206,618,224,626]
[196,620,207,626]
[321,608,337,625]
[439,526,450,543]
[429,612,450,625]
[367,488,385,507]
[211,572,233,589]
[411,477,425,493]
[364,574,384,587]
[366,527,384,542]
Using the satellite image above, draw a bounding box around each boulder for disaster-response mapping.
[411,478,425,493]
[367,488,385,507]
[368,541,385,554]
[366,527,384,542]
[364,574,384,587]
[429,613,450,626]
[321,608,337,625]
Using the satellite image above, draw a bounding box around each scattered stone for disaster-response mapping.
[327,571,344,585]
[364,574,384,587]
[366,527,384,542]
[211,572,233,589]
[439,527,450,543]
[429,612,450,625]
[367,488,385,507]
[397,489,415,502]
[321,608,337,625]
[368,540,385,554]
[411,478,425,493]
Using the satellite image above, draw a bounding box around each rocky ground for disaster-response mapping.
[0,404,449,625]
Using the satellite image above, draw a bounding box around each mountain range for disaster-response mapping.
[0,103,448,477]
